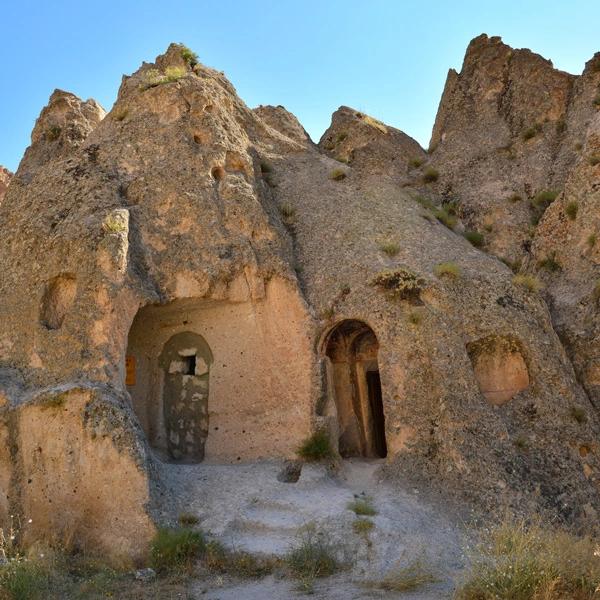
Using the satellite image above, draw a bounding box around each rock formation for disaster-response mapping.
[0,38,599,561]
[0,167,11,204]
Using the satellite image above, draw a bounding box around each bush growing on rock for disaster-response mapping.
[513,274,543,293]
[297,430,334,461]
[422,167,439,183]
[371,269,425,302]
[434,262,460,279]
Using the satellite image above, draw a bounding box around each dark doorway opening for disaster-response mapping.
[323,320,387,459]
[366,370,387,458]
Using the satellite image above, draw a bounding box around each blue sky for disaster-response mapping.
[2,0,600,172]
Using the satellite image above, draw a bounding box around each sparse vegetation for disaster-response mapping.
[142,66,187,89]
[286,524,341,585]
[508,193,523,203]
[297,430,334,461]
[433,207,457,229]
[588,154,600,166]
[371,268,425,302]
[570,406,587,424]
[434,261,460,279]
[587,232,597,248]
[150,527,205,574]
[409,157,424,168]
[414,194,436,211]
[112,107,129,122]
[370,558,437,592]
[593,94,600,108]
[0,560,51,600]
[454,518,600,600]
[41,393,67,410]
[336,132,347,142]
[352,519,374,535]
[513,435,529,450]
[202,540,276,578]
[330,168,347,181]
[565,201,578,220]
[532,190,559,208]
[408,310,422,325]
[422,167,439,183]
[513,274,543,293]
[260,160,273,174]
[522,123,542,141]
[46,126,61,141]
[180,45,198,67]
[593,280,600,301]
[347,496,377,516]
[178,513,199,527]
[279,203,296,226]
[378,239,400,256]
[355,112,388,134]
[102,215,128,234]
[538,252,561,272]
[464,230,484,247]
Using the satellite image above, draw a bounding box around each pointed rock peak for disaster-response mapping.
[253,105,312,146]
[17,89,105,178]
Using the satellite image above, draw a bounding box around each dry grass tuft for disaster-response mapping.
[372,558,438,592]
[378,239,400,257]
[330,168,347,181]
[513,274,543,293]
[434,262,460,279]
[455,518,600,600]
[347,496,377,516]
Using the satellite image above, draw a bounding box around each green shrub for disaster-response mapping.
[587,233,597,248]
[0,560,50,600]
[422,167,439,183]
[112,107,128,122]
[434,261,460,279]
[297,430,334,461]
[150,527,205,573]
[414,195,435,211]
[532,190,559,208]
[371,269,425,302]
[260,160,273,174]
[378,239,400,256]
[570,406,587,424]
[286,525,340,581]
[347,496,377,516]
[538,252,561,272]
[178,513,199,527]
[433,207,457,229]
[46,126,61,141]
[279,203,296,226]
[164,66,187,82]
[513,274,543,293]
[464,230,484,247]
[352,519,374,535]
[180,45,198,66]
[408,157,424,168]
[330,168,346,181]
[565,201,578,220]
[408,311,422,325]
[454,518,600,600]
[522,123,542,141]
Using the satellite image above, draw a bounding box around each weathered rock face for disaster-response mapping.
[428,34,599,265]
[0,167,11,204]
[1,39,599,559]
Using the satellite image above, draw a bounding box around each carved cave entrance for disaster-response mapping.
[126,321,214,464]
[324,320,387,458]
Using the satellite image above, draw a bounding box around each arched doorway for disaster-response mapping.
[323,320,387,458]
[126,322,213,464]
[159,332,213,462]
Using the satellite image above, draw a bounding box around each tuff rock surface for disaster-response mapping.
[0,38,599,560]
[0,167,11,204]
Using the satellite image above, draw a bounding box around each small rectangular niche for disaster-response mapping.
[182,355,196,375]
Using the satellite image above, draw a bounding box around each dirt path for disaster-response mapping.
[156,459,468,598]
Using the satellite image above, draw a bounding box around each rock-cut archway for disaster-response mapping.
[323,320,387,458]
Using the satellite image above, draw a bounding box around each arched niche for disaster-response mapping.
[322,320,387,458]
